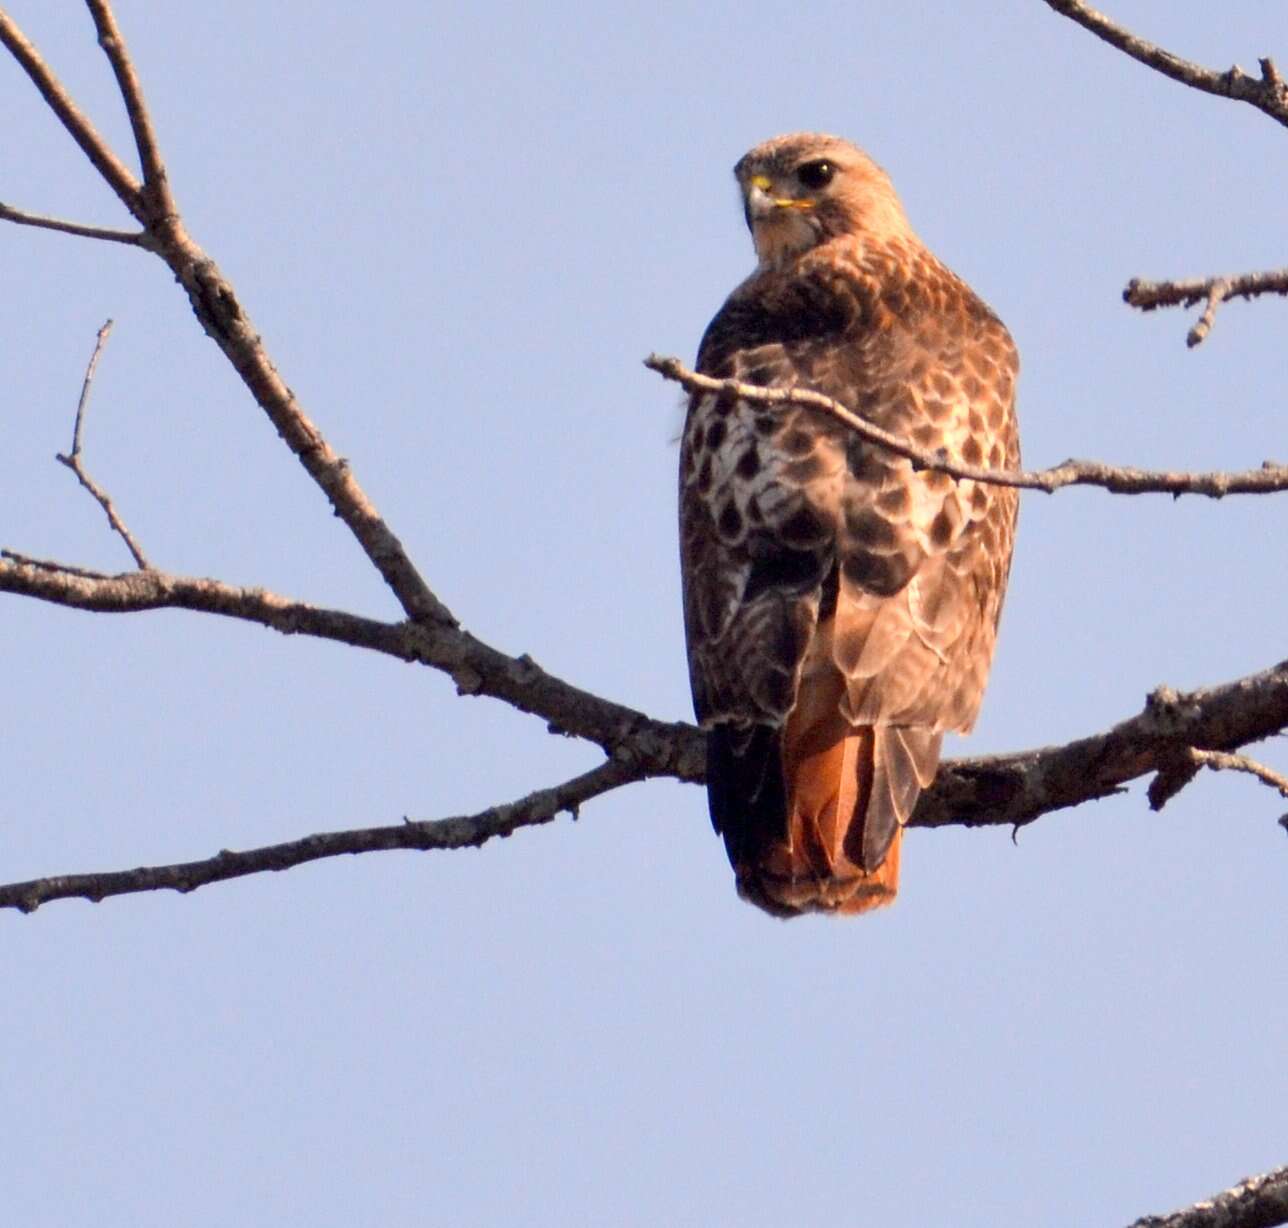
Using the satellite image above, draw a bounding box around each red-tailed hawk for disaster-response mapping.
[679,133,1019,917]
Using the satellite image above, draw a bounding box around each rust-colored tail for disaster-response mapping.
[781,723,897,914]
[711,699,940,918]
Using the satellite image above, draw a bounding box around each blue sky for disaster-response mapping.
[3,3,1286,1225]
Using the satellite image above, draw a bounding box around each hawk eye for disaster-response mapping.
[796,159,835,190]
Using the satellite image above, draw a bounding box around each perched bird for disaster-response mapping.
[679,133,1019,917]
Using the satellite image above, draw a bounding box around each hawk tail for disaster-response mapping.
[710,718,941,918]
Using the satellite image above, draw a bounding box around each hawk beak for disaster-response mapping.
[743,176,813,230]
[744,182,774,228]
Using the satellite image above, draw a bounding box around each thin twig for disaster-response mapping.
[1190,749,1288,798]
[67,318,115,458]
[1,551,110,579]
[1126,1161,1288,1228]
[1188,279,1229,348]
[53,320,151,569]
[1125,269,1288,347]
[0,550,112,579]
[1042,0,1288,131]
[0,757,641,913]
[0,201,146,246]
[1147,744,1288,811]
[645,355,1288,498]
[85,0,177,220]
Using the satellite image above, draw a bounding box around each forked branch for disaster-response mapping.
[0,10,144,215]
[1043,1,1288,346]
[1125,270,1288,347]
[0,4,453,626]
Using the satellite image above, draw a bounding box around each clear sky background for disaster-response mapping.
[3,3,1286,1225]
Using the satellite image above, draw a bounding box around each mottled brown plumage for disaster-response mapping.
[679,133,1019,917]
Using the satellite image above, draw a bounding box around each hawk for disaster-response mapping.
[679,133,1019,918]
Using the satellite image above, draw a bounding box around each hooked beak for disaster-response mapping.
[744,180,776,226]
[742,174,813,230]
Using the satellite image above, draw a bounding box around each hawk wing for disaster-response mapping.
[679,241,1019,916]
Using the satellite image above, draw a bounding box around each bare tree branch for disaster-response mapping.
[1189,280,1232,349]
[2,547,1285,910]
[0,757,642,914]
[0,552,707,781]
[1045,3,1288,345]
[1190,750,1288,798]
[2,7,1284,915]
[3,7,1283,1224]
[65,319,113,456]
[0,5,454,627]
[1044,3,1288,345]
[85,0,177,219]
[911,663,1288,833]
[1125,270,1288,347]
[0,9,144,217]
[51,319,151,569]
[1127,1163,1288,1228]
[1,551,116,580]
[645,355,1288,498]
[1148,745,1288,811]
[0,200,146,245]
[1042,1,1288,131]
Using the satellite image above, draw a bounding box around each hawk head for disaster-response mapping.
[734,132,913,269]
